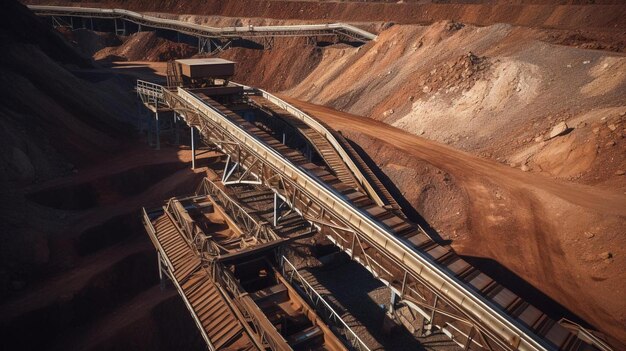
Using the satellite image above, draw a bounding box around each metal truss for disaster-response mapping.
[279,255,371,351]
[195,177,280,245]
[29,5,376,43]
[213,262,292,350]
[157,86,556,351]
[134,80,613,351]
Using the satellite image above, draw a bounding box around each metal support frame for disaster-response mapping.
[198,36,210,54]
[195,178,281,244]
[191,126,196,169]
[114,17,126,35]
[174,113,180,145]
[160,90,509,351]
[261,36,274,50]
[30,5,377,44]
[305,36,318,47]
[133,80,611,351]
[273,192,290,227]
[154,110,160,150]
[280,255,371,351]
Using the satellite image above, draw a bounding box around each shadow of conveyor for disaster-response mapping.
[461,255,591,327]
[343,137,452,246]
[342,136,597,336]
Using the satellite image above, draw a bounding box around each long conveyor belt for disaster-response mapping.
[28,5,376,42]
[171,87,605,351]
[135,78,608,351]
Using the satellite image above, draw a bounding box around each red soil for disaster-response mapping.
[282,96,626,347]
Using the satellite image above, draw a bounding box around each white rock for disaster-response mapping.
[546,122,569,140]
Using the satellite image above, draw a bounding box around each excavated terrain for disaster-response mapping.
[0,2,207,350]
[4,0,626,349]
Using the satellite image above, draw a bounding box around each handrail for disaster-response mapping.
[214,264,291,351]
[174,86,551,351]
[197,177,281,243]
[141,207,157,236]
[559,319,612,351]
[280,256,371,351]
[250,85,388,207]
[28,5,376,42]
[141,206,217,350]
[164,197,222,257]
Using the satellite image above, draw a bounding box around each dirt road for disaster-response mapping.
[282,97,626,216]
[281,96,626,346]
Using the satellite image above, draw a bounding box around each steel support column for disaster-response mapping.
[174,113,180,145]
[389,290,397,314]
[147,112,152,146]
[191,127,196,169]
[155,110,160,150]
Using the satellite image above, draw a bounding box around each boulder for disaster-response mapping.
[599,252,612,260]
[545,122,569,140]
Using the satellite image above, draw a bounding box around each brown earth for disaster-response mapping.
[0,2,207,350]
[94,31,196,62]
[281,97,626,347]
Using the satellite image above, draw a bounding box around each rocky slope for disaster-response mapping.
[0,2,205,350]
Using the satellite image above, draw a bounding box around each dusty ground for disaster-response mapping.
[282,97,626,346]
[0,2,209,350]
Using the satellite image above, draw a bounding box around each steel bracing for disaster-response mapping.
[29,5,376,44]
[136,80,611,351]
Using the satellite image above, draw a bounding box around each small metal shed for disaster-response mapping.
[175,58,235,79]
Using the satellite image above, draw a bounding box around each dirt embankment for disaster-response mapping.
[281,21,626,187]
[94,31,196,62]
[0,2,206,350]
[284,98,626,347]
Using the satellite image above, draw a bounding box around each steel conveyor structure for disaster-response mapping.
[135,79,612,351]
[28,5,377,43]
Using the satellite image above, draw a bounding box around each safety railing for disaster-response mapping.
[559,319,612,351]
[235,83,388,208]
[174,86,553,351]
[164,197,221,257]
[280,255,371,351]
[196,177,281,243]
[214,264,290,351]
[137,79,165,103]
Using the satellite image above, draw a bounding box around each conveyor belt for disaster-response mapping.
[170,87,606,351]
[149,213,257,350]
[248,95,363,192]
[28,5,376,42]
[136,80,609,350]
[331,131,402,212]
